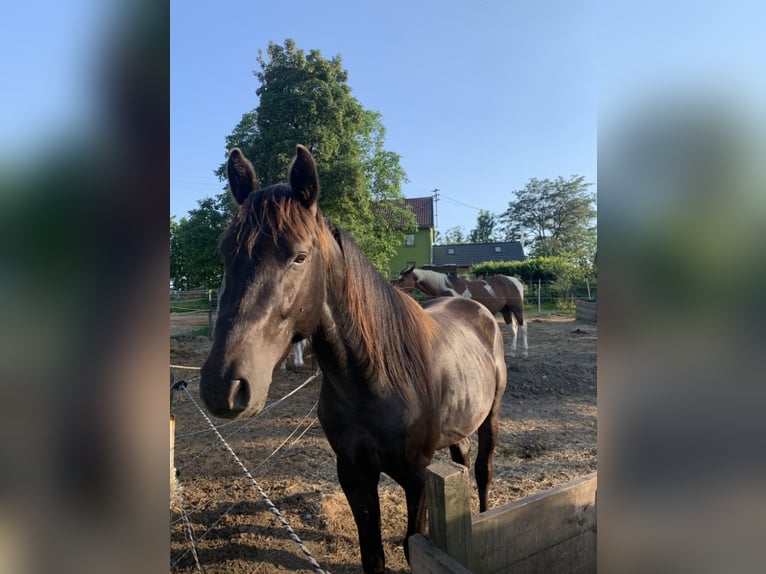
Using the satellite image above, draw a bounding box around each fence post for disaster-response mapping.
[170,414,180,511]
[425,461,473,570]
[537,278,541,312]
[170,414,175,484]
[586,278,591,300]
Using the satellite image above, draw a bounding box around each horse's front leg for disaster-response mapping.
[388,459,430,564]
[402,474,427,563]
[337,456,384,574]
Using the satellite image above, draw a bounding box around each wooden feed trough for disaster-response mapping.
[410,462,597,574]
[575,299,597,323]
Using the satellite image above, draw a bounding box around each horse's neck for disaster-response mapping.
[447,274,467,291]
[312,247,377,380]
[416,278,442,297]
[416,270,451,296]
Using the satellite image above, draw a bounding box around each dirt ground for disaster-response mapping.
[169,312,597,573]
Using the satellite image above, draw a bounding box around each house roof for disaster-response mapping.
[377,196,434,229]
[431,241,526,266]
[404,197,434,228]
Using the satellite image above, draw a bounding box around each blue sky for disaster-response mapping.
[171,0,597,236]
[0,0,108,162]
[3,1,763,239]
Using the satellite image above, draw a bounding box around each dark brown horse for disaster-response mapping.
[395,265,528,356]
[200,146,507,574]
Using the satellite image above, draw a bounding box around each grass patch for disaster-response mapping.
[188,326,211,338]
[170,298,212,313]
[524,301,576,318]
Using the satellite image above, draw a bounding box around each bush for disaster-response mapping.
[470,257,578,283]
[471,257,596,307]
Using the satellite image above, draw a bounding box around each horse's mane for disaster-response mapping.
[219,184,330,262]
[414,269,454,293]
[334,226,438,400]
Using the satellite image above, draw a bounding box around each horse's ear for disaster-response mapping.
[400,264,415,275]
[227,148,260,205]
[289,145,320,210]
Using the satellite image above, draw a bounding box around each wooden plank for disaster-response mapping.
[495,528,596,574]
[576,311,597,323]
[170,414,180,511]
[575,308,596,317]
[410,534,474,574]
[471,473,597,574]
[170,414,176,486]
[425,461,473,570]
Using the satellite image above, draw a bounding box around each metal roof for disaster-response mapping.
[432,241,525,266]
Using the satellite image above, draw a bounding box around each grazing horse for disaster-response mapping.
[200,146,507,574]
[395,265,528,356]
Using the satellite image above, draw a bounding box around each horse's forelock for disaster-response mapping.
[222,184,328,262]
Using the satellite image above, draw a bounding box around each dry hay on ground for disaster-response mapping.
[169,313,596,573]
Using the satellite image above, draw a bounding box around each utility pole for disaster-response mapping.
[431,188,440,264]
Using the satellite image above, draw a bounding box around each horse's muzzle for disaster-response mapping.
[200,361,272,419]
[227,378,250,414]
[200,377,253,419]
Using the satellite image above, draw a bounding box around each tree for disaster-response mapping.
[499,176,596,266]
[468,210,499,243]
[436,226,468,244]
[170,193,234,290]
[215,39,413,273]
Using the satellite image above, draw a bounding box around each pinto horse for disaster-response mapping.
[395,266,528,356]
[200,146,507,574]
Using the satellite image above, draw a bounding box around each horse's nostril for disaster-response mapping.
[228,379,250,412]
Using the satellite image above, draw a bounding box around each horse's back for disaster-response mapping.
[423,296,501,348]
[422,296,507,447]
[495,275,524,300]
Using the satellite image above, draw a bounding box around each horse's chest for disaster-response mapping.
[318,381,407,432]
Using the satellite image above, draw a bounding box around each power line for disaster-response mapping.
[439,193,483,211]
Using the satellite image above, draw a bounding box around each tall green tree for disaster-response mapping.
[436,226,468,244]
[468,210,499,243]
[499,176,596,265]
[170,194,234,290]
[215,39,413,273]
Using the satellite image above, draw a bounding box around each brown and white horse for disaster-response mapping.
[395,265,528,356]
[199,146,507,574]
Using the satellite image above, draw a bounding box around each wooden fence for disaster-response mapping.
[410,462,597,574]
[170,414,181,511]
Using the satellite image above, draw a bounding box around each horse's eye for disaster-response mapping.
[293,252,307,265]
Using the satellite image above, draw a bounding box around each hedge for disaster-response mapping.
[469,257,579,283]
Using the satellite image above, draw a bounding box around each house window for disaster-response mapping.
[494,246,502,253]
[448,248,455,255]
[405,234,415,246]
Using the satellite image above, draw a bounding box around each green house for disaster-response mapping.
[386,197,434,279]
